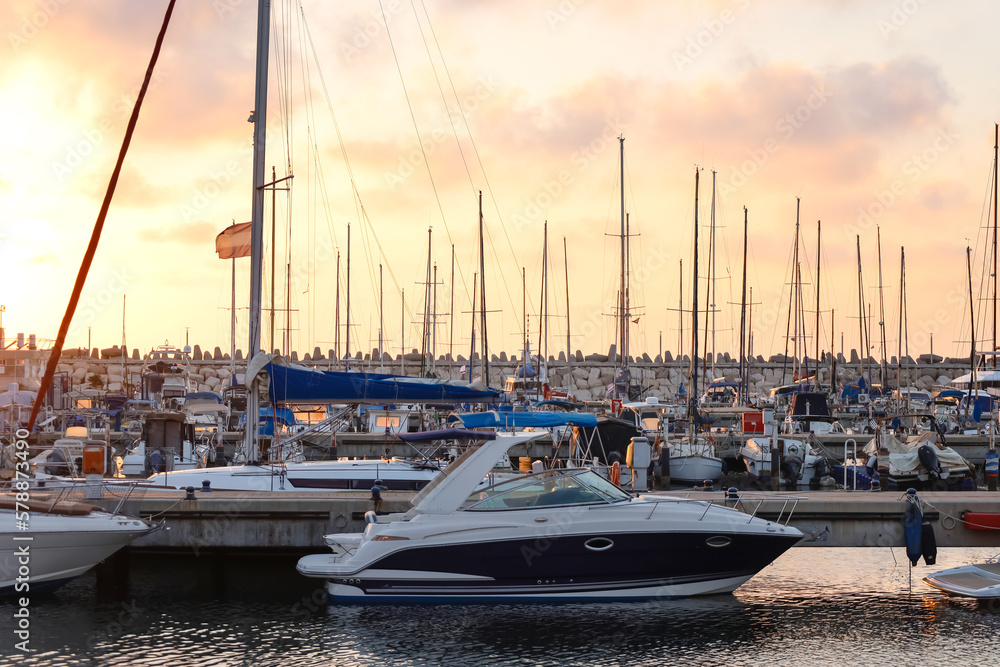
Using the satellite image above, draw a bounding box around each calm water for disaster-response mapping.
[2,547,999,666]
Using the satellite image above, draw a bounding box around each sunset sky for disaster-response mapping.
[2,0,999,366]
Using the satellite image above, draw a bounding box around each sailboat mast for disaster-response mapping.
[816,220,821,380]
[379,263,384,368]
[243,0,271,462]
[709,171,717,378]
[449,244,455,375]
[856,235,866,382]
[564,236,571,374]
[470,272,477,378]
[994,123,998,367]
[478,191,488,385]
[270,165,276,354]
[877,227,887,386]
[230,257,236,379]
[967,246,977,421]
[345,222,351,371]
[538,221,548,396]
[679,260,683,361]
[618,137,626,385]
[422,227,432,374]
[400,288,405,375]
[432,262,438,374]
[690,168,700,431]
[896,247,910,404]
[334,252,340,360]
[739,207,748,403]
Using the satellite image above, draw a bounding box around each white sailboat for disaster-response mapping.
[669,168,723,485]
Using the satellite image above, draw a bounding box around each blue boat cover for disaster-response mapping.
[451,411,598,428]
[264,362,499,404]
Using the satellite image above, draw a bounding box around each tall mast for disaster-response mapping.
[243,0,271,462]
[432,262,438,374]
[564,236,571,375]
[230,257,236,379]
[690,168,700,433]
[522,267,526,363]
[967,246,977,422]
[399,288,406,375]
[269,165,276,354]
[334,252,340,360]
[739,207,748,403]
[422,227,432,374]
[815,220,821,381]
[469,272,477,378]
[449,244,455,374]
[679,260,683,360]
[896,247,910,412]
[478,191,488,385]
[378,263,384,368]
[537,224,546,399]
[856,235,866,382]
[345,222,351,371]
[542,221,549,390]
[877,226,887,386]
[618,135,626,391]
[994,123,998,367]
[709,170,717,378]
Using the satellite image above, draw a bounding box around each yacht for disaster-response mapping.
[297,431,802,601]
[1,490,154,594]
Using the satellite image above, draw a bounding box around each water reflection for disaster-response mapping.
[2,548,999,666]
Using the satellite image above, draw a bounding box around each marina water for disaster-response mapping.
[2,547,999,665]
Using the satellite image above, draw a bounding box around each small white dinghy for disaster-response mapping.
[923,559,1000,599]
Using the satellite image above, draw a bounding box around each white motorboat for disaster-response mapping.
[864,430,974,491]
[146,458,443,492]
[923,558,1000,599]
[145,428,495,492]
[297,432,802,602]
[1,493,154,595]
[741,437,831,488]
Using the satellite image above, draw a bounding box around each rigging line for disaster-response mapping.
[417,0,525,318]
[377,0,458,257]
[295,13,317,347]
[269,1,292,175]
[298,6,411,326]
[407,0,473,282]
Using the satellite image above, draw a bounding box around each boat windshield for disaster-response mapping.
[462,468,631,511]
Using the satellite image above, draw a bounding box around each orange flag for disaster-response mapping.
[216,221,252,259]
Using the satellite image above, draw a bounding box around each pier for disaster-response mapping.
[126,488,1000,553]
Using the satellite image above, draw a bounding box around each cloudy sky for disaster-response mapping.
[2,0,998,366]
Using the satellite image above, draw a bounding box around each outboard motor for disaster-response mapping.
[917,444,942,481]
[781,443,804,488]
[811,457,829,488]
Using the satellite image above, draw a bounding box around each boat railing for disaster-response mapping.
[646,491,805,526]
[1,480,149,518]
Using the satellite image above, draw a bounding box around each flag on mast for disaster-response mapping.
[216,221,252,259]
